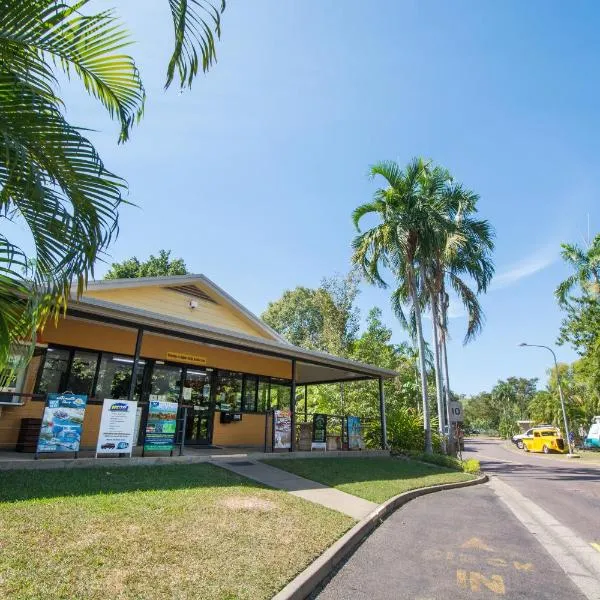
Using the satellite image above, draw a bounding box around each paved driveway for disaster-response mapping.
[314,484,585,599]
[462,437,600,548]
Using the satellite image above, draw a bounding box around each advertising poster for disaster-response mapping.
[96,399,138,456]
[274,409,292,449]
[347,416,363,450]
[312,414,327,443]
[36,393,87,453]
[144,400,179,451]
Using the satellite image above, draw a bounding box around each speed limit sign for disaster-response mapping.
[449,401,463,423]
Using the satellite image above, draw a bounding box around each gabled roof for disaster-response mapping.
[67,274,397,384]
[80,274,289,344]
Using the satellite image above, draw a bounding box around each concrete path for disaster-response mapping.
[214,459,377,520]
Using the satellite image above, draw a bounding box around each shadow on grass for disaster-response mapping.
[263,457,462,488]
[0,462,262,503]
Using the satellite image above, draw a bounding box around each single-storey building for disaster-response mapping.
[0,274,396,453]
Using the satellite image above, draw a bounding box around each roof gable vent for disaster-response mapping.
[167,284,217,304]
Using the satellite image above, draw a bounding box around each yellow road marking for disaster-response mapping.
[513,561,534,572]
[461,537,494,552]
[591,542,600,553]
[456,570,505,594]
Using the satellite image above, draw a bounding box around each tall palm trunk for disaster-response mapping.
[430,293,445,438]
[440,290,454,451]
[412,264,432,453]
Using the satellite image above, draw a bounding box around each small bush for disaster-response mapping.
[461,458,481,474]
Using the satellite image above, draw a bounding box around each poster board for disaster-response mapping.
[96,400,138,456]
[36,393,87,454]
[312,414,327,443]
[144,400,179,452]
[274,409,292,449]
[347,416,363,450]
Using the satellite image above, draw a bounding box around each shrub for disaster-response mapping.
[397,451,481,475]
[462,458,481,474]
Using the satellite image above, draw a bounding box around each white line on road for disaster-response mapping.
[489,476,600,600]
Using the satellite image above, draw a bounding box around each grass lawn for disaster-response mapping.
[262,457,475,503]
[0,463,353,600]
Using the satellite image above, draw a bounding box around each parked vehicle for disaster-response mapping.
[523,428,567,454]
[512,424,556,449]
[101,442,115,450]
[584,418,600,450]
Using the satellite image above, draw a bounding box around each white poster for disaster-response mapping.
[96,399,138,456]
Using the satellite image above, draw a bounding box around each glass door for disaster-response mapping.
[182,368,213,445]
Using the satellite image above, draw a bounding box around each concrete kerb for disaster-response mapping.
[272,473,489,600]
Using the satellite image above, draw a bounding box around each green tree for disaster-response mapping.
[0,0,224,379]
[262,272,360,357]
[104,250,188,280]
[352,158,457,453]
[555,235,600,305]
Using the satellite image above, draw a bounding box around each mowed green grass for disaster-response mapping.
[0,463,353,600]
[262,457,475,503]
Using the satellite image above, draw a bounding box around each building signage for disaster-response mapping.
[144,401,179,452]
[313,414,327,443]
[347,416,363,450]
[166,352,207,365]
[96,399,138,456]
[36,393,87,453]
[274,409,292,449]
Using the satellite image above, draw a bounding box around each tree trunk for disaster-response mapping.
[440,290,454,452]
[411,264,432,453]
[430,292,445,437]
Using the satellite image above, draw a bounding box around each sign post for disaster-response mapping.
[35,393,88,459]
[143,400,179,452]
[449,401,463,423]
[273,409,292,450]
[95,399,138,457]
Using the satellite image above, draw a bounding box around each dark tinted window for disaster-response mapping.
[37,348,70,394]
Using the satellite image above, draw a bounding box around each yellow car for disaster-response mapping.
[523,428,567,454]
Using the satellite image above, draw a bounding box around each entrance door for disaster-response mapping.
[182,368,213,445]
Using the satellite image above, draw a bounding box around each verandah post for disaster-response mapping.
[290,359,296,452]
[378,376,387,450]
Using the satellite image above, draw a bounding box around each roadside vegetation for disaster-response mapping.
[262,457,475,504]
[0,463,353,600]
[462,233,600,443]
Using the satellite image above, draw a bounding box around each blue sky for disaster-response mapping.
[54,0,600,394]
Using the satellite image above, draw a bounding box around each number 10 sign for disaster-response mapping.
[449,401,463,423]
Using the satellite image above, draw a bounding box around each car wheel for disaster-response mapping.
[543,445,549,454]
[523,443,529,452]
[517,440,524,449]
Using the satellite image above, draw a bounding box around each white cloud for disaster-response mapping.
[492,250,557,290]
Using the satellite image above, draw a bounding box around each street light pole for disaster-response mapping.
[518,343,573,456]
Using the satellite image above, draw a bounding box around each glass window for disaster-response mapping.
[149,363,183,402]
[95,355,144,401]
[242,375,258,412]
[66,350,99,396]
[270,378,291,410]
[37,348,71,395]
[182,368,211,408]
[258,378,270,412]
[215,370,242,411]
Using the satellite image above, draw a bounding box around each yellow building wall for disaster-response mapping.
[212,412,266,447]
[84,284,272,340]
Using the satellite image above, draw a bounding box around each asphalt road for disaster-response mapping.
[314,484,585,599]
[462,437,600,548]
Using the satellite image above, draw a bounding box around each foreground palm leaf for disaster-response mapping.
[0,0,143,380]
[0,0,226,382]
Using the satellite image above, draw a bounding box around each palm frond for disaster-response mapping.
[166,0,226,89]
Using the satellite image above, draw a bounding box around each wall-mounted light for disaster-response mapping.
[188,299,198,310]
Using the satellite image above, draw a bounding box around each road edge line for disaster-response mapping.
[272,473,488,600]
[489,475,600,600]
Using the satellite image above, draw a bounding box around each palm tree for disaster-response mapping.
[352,158,452,453]
[0,1,225,378]
[555,235,600,306]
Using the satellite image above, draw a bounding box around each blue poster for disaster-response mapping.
[347,416,362,450]
[37,393,88,453]
[144,401,179,451]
